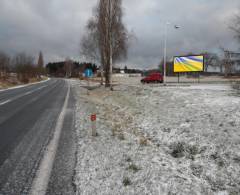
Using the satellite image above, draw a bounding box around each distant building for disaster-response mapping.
[225,51,240,73]
[203,53,222,73]
[204,51,240,74]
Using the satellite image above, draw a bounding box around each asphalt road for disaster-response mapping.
[0,79,76,195]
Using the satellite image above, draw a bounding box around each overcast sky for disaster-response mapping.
[0,0,240,69]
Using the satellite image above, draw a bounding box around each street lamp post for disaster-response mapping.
[163,22,169,84]
[163,22,180,85]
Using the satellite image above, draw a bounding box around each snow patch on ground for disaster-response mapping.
[70,80,240,195]
[186,84,231,91]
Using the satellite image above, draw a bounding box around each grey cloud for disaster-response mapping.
[0,0,240,69]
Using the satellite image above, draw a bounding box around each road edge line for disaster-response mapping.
[0,78,50,92]
[29,82,70,195]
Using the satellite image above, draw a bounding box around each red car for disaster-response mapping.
[141,72,163,83]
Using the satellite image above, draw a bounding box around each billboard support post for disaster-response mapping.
[173,55,204,84]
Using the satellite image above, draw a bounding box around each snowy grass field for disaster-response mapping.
[70,79,240,195]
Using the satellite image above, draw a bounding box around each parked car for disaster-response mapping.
[141,72,163,83]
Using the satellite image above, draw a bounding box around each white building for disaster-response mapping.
[204,53,222,73]
[227,51,240,73]
[205,51,240,74]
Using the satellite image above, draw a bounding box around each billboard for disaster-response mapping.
[174,55,204,73]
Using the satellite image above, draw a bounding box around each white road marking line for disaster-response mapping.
[37,85,47,90]
[0,85,49,105]
[0,78,50,93]
[30,83,70,195]
[24,91,33,95]
[24,85,47,96]
[0,100,11,106]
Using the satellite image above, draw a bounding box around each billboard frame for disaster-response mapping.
[173,55,205,73]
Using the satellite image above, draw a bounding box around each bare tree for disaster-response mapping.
[223,50,233,77]
[227,13,240,76]
[13,53,36,83]
[81,16,104,85]
[230,13,240,41]
[81,0,128,88]
[37,51,44,68]
[201,52,221,72]
[81,19,101,62]
[0,51,10,80]
[37,51,45,77]
[219,47,233,77]
[64,58,73,78]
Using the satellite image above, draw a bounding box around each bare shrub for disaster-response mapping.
[127,163,141,173]
[0,51,10,80]
[232,82,240,90]
[190,163,203,177]
[125,157,132,162]
[139,136,149,146]
[118,132,125,140]
[13,53,37,83]
[122,177,131,186]
[185,144,200,160]
[169,142,185,158]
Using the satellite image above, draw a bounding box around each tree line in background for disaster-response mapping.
[1,7,240,82]
[46,61,97,78]
[0,51,45,83]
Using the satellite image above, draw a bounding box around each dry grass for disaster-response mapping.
[111,123,121,136]
[139,136,149,146]
[0,78,19,89]
[117,132,125,140]
[0,76,47,90]
[82,83,150,147]
[0,81,15,89]
[232,81,240,90]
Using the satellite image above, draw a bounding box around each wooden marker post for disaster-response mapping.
[91,114,97,136]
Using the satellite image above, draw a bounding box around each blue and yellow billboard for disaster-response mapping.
[174,55,204,73]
